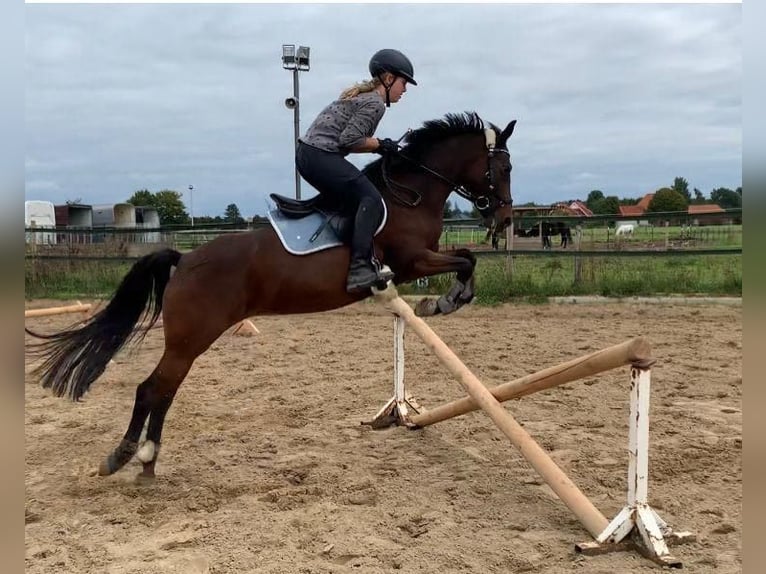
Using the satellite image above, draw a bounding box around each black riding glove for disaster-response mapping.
[375,138,399,155]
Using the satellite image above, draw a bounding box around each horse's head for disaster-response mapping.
[470,119,516,236]
[401,112,516,233]
[364,112,517,234]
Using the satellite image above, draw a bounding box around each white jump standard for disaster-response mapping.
[369,284,694,568]
[574,365,695,566]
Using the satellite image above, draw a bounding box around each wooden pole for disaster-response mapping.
[25,303,91,318]
[380,292,610,539]
[411,337,651,428]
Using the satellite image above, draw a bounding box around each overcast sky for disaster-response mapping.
[25,2,742,218]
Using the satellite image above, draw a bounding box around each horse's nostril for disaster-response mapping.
[503,217,512,226]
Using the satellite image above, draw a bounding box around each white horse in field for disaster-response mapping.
[615,223,634,236]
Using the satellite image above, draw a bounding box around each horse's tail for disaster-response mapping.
[25,248,182,401]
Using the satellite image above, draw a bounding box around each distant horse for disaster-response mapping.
[560,225,573,248]
[26,112,516,480]
[615,223,634,236]
[483,224,502,250]
[542,221,573,249]
[542,224,553,249]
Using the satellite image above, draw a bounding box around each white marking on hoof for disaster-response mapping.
[136,440,156,463]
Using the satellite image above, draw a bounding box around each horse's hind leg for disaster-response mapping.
[99,350,193,478]
[98,375,156,476]
[135,355,189,479]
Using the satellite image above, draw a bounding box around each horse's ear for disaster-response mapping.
[499,120,517,145]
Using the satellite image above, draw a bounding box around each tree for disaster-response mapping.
[710,187,741,210]
[692,187,706,204]
[443,199,455,219]
[126,189,156,207]
[590,195,620,215]
[195,215,224,225]
[585,190,604,211]
[672,177,691,203]
[647,187,687,213]
[152,190,190,225]
[127,189,190,224]
[224,203,245,224]
[601,196,621,215]
[65,197,83,205]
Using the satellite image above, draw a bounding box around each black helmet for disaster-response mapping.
[369,49,417,85]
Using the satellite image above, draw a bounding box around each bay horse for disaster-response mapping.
[26,112,516,480]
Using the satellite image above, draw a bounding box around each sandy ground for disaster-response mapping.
[25,299,741,573]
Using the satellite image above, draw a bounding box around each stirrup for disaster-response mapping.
[346,263,394,292]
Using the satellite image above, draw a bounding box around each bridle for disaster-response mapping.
[382,129,512,216]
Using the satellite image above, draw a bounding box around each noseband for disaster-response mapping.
[382,129,511,215]
[476,129,511,215]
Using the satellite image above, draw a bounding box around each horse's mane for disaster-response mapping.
[363,111,499,185]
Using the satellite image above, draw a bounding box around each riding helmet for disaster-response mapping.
[369,49,417,85]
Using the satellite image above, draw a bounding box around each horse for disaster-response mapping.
[560,225,573,248]
[25,112,517,480]
[483,224,502,250]
[541,221,573,249]
[615,223,634,236]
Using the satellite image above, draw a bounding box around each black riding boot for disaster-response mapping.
[346,196,394,292]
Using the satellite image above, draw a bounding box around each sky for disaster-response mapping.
[24,2,742,219]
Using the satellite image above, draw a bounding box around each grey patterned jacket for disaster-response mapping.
[299,91,386,156]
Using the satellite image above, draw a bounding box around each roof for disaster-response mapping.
[688,204,724,215]
[619,205,645,217]
[637,193,655,211]
[55,203,92,209]
[568,200,593,217]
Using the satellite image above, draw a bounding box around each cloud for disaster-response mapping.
[25,3,741,216]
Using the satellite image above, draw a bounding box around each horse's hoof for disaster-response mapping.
[415,298,439,317]
[98,459,115,476]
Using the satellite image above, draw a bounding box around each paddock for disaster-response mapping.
[25,299,741,573]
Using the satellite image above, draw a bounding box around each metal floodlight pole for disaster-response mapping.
[292,67,301,200]
[282,44,310,200]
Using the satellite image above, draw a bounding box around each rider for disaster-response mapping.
[296,49,417,292]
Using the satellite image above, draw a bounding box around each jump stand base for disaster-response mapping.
[362,395,423,429]
[576,504,696,568]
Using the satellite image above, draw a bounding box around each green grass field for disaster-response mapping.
[26,251,741,303]
[397,252,742,303]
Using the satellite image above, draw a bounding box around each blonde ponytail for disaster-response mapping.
[339,78,381,100]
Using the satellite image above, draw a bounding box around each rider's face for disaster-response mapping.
[388,76,408,103]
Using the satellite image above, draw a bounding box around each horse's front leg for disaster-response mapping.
[404,248,477,316]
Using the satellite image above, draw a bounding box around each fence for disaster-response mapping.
[24,212,742,299]
[441,210,742,253]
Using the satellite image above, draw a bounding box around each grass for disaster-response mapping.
[25,250,742,303]
[396,253,742,304]
[25,259,134,300]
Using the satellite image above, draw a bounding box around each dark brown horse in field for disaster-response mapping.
[26,112,516,479]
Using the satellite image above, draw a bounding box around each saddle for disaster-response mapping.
[269,193,336,218]
[267,193,387,256]
[269,193,354,243]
